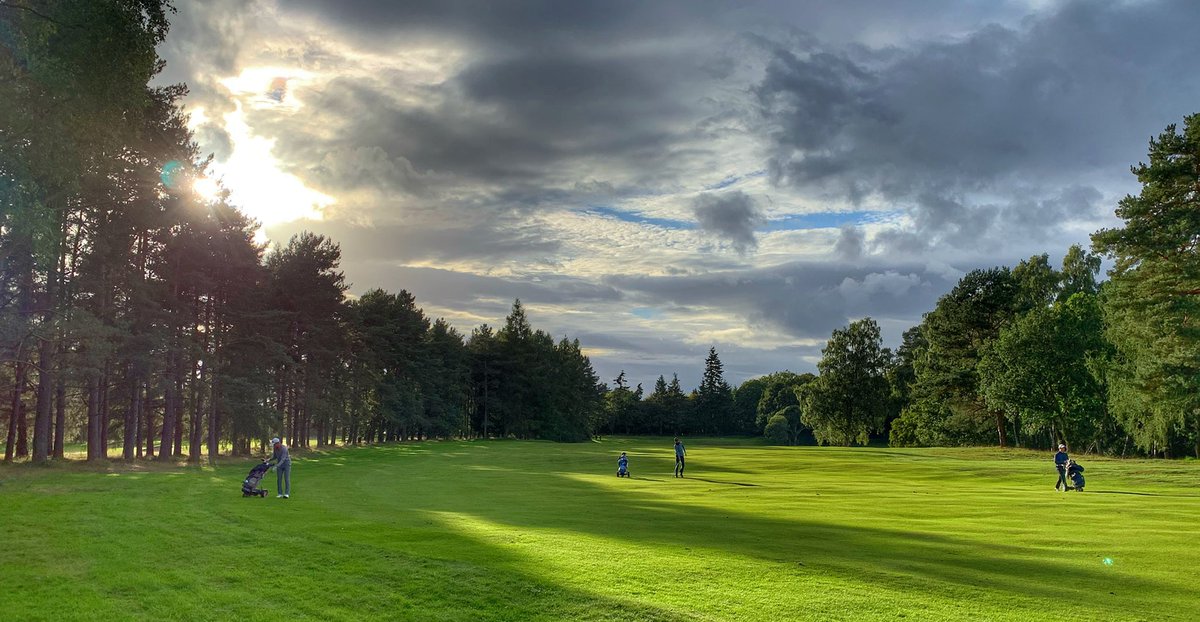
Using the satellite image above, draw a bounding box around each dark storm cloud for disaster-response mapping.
[693,191,762,254]
[283,0,727,50]
[265,216,563,266]
[347,265,622,314]
[754,0,1200,251]
[834,225,865,260]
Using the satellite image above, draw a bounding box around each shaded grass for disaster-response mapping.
[1,438,1198,621]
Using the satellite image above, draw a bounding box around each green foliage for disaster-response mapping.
[763,413,790,444]
[692,347,735,435]
[978,293,1112,449]
[753,371,811,430]
[731,376,768,436]
[883,327,923,435]
[904,267,1020,447]
[604,371,643,435]
[801,318,889,446]
[1058,244,1102,302]
[1011,253,1059,312]
[1093,115,1200,457]
[460,300,602,441]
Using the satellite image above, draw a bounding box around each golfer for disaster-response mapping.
[674,437,686,478]
[270,437,292,499]
[1053,443,1068,492]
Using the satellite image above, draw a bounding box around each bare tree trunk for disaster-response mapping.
[16,395,28,458]
[99,361,110,458]
[173,374,184,459]
[207,372,219,464]
[124,379,141,460]
[5,358,27,462]
[160,383,175,460]
[159,345,177,460]
[135,386,144,459]
[189,358,203,463]
[53,372,65,459]
[288,377,299,447]
[32,334,53,462]
[86,377,102,462]
[190,296,210,463]
[207,303,223,464]
[33,258,60,463]
[275,366,286,442]
[144,388,155,459]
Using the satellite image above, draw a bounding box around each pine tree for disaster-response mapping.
[1093,115,1200,456]
[694,347,734,435]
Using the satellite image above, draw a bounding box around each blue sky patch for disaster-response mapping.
[759,211,890,231]
[631,307,662,319]
[703,169,767,191]
[584,206,693,230]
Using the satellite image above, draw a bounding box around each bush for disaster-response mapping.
[764,414,790,445]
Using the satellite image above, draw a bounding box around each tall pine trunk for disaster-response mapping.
[5,358,27,462]
[53,373,65,459]
[86,377,102,462]
[33,229,63,463]
[159,342,178,460]
[206,300,224,464]
[144,386,155,459]
[124,378,141,460]
[173,371,184,457]
[99,362,110,457]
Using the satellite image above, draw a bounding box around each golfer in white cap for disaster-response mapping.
[269,437,292,498]
[1053,443,1069,492]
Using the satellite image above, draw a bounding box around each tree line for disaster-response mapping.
[1,1,608,463]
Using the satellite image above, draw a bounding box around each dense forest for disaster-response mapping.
[2,2,1197,462]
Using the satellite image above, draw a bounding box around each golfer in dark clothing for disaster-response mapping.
[674,437,686,478]
[270,437,291,499]
[1054,444,1069,491]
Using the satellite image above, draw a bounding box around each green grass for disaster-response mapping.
[2,438,1198,621]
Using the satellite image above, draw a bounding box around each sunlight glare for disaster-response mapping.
[203,101,335,226]
[193,177,222,202]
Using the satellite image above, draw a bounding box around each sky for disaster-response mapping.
[156,0,1200,390]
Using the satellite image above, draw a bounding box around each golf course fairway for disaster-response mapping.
[1,438,1197,621]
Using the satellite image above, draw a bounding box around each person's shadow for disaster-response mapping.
[1086,490,1200,498]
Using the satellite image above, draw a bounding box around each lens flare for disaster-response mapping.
[160,160,183,188]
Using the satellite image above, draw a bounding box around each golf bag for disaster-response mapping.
[242,460,271,497]
[1066,460,1085,491]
